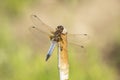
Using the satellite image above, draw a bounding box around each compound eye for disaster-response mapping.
[57,26,60,28]
[57,25,63,28]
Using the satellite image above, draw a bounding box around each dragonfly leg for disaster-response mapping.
[60,46,63,51]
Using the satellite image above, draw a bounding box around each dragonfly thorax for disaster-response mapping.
[50,25,64,42]
[56,25,64,33]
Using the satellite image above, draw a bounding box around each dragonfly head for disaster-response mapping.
[56,25,67,34]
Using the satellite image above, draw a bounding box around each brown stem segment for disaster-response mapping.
[58,33,69,80]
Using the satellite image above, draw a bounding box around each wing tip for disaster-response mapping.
[84,34,87,36]
[81,45,84,48]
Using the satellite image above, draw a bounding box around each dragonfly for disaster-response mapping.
[30,15,88,61]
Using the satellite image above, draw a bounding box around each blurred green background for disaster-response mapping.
[0,0,120,80]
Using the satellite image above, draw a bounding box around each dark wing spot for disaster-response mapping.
[32,26,35,28]
[81,46,84,48]
[33,15,37,17]
[84,34,87,36]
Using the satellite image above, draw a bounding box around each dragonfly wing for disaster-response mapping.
[68,33,89,48]
[46,41,57,61]
[31,14,55,35]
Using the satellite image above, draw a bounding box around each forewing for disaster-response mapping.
[68,33,89,48]
[31,14,55,35]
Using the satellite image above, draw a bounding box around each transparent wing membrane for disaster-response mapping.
[31,15,55,35]
[29,26,52,44]
[68,33,89,47]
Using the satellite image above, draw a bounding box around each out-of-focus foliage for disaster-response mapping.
[0,0,33,18]
[0,0,120,80]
